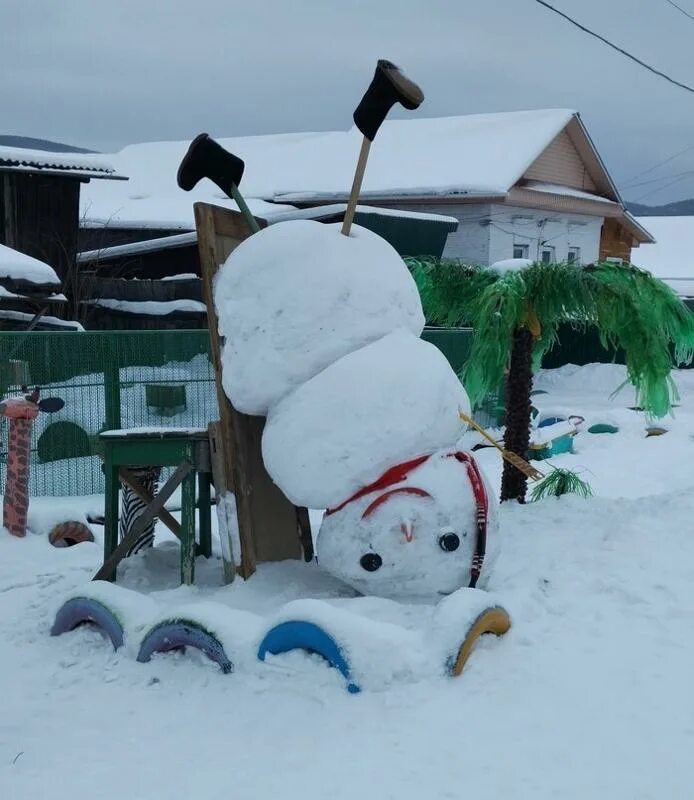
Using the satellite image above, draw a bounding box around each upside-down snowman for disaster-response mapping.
[184,60,500,602]
[213,216,499,601]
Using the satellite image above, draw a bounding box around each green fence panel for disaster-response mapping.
[0,327,496,498]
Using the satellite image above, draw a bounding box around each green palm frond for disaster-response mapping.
[530,467,593,501]
[407,258,694,418]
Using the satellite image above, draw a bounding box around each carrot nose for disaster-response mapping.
[401,522,414,543]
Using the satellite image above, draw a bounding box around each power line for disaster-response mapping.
[622,142,694,185]
[664,0,694,23]
[532,0,694,94]
[623,169,694,189]
[632,173,694,202]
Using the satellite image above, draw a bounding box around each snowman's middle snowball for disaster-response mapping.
[261,330,471,510]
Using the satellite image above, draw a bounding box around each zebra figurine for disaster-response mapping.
[119,466,162,556]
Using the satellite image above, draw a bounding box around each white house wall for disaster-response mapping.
[395,201,603,265]
[486,205,602,265]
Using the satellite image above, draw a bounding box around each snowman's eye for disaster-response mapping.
[439,532,460,552]
[360,553,383,572]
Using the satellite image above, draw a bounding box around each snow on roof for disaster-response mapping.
[631,217,694,293]
[523,181,617,204]
[0,309,83,330]
[77,204,458,263]
[0,145,123,180]
[81,109,576,228]
[83,298,207,315]
[0,244,61,286]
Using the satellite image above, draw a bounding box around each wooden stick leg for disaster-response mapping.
[341,137,371,237]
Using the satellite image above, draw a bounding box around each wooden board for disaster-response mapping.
[194,202,306,577]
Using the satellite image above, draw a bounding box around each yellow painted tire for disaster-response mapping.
[450,606,511,677]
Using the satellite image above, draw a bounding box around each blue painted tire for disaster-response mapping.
[50,597,124,650]
[136,620,233,674]
[258,620,360,694]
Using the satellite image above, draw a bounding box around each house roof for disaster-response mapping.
[82,109,602,229]
[631,216,694,296]
[0,145,125,180]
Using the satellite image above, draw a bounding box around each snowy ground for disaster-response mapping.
[2,363,694,800]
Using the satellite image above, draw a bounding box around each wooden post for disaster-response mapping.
[195,203,306,578]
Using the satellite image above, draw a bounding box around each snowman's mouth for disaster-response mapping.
[361,487,431,520]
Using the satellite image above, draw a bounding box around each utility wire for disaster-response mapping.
[532,0,694,94]
[622,142,694,185]
[664,0,694,23]
[623,169,694,189]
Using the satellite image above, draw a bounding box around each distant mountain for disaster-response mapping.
[627,199,694,217]
[0,135,97,154]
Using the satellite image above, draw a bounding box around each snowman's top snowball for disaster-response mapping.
[262,330,471,509]
[215,220,425,415]
[489,258,533,273]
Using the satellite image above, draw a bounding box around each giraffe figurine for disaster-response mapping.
[1,387,64,537]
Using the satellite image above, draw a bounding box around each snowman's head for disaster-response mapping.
[316,450,498,602]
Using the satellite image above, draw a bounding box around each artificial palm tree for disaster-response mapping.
[407,258,694,503]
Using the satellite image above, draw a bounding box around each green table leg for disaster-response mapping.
[103,458,120,582]
[180,468,197,585]
[197,471,212,558]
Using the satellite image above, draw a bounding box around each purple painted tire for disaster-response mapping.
[136,620,233,673]
[50,597,124,650]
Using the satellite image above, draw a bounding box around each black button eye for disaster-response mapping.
[439,532,460,552]
[360,553,383,572]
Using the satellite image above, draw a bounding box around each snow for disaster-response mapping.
[216,221,425,415]
[529,419,578,446]
[0,145,119,178]
[316,448,498,600]
[83,298,207,315]
[262,331,470,508]
[523,181,617,204]
[81,109,576,227]
[77,232,198,262]
[4,362,694,799]
[0,243,61,286]
[632,215,694,292]
[490,257,534,272]
[0,309,83,330]
[100,426,207,438]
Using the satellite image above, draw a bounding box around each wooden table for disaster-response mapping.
[95,427,213,585]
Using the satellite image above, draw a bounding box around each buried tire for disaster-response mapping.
[447,606,511,677]
[136,620,233,674]
[50,597,124,649]
[257,620,360,694]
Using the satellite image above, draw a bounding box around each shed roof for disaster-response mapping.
[0,145,125,180]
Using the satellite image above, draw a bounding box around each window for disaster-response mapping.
[540,246,555,264]
[513,244,529,259]
[567,247,581,264]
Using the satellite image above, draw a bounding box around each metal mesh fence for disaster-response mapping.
[1,327,495,498]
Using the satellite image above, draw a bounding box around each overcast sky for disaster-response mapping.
[3,0,694,204]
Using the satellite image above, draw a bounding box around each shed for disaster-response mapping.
[0,146,126,282]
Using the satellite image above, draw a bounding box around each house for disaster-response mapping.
[80,108,653,266]
[0,145,125,282]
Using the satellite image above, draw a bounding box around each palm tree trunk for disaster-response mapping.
[500,327,534,503]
